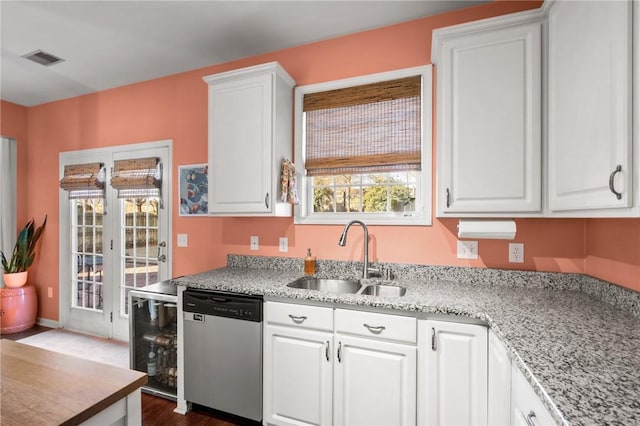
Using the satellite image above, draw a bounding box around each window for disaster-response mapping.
[294,66,432,225]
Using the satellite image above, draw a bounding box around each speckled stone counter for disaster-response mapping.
[173,255,640,426]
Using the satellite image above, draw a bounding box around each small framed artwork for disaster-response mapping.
[178,164,208,216]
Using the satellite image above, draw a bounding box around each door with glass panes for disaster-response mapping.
[59,141,171,341]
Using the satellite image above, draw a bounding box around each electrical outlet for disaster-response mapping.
[509,243,524,263]
[457,240,478,259]
[47,287,53,298]
[177,233,188,247]
[279,237,288,252]
[250,236,259,251]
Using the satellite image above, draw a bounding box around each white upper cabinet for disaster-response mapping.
[432,11,543,216]
[204,62,295,216]
[547,0,633,213]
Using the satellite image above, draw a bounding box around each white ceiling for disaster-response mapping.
[1,0,486,107]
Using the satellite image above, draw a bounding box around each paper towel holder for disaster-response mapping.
[457,220,516,240]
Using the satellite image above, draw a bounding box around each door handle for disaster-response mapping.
[157,241,167,262]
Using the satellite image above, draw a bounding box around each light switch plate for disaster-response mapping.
[250,236,259,251]
[177,234,188,247]
[457,240,478,259]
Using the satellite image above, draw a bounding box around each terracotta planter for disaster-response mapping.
[3,271,28,288]
[0,284,38,334]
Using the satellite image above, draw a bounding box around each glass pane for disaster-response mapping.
[335,174,360,185]
[363,185,388,212]
[120,196,161,318]
[71,199,104,312]
[336,187,362,212]
[390,185,416,212]
[312,175,333,186]
[313,187,335,212]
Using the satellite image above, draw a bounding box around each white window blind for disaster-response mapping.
[303,76,421,176]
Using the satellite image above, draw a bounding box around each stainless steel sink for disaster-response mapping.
[359,284,407,297]
[287,278,362,294]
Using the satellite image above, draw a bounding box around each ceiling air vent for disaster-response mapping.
[21,49,65,66]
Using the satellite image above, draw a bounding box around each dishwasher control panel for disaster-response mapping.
[183,289,262,322]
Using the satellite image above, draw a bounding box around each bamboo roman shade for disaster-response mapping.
[59,162,105,199]
[110,157,162,202]
[303,75,422,176]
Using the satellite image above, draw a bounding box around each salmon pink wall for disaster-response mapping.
[1,101,28,223]
[6,0,639,322]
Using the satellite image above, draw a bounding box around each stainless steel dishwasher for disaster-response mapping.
[183,289,263,422]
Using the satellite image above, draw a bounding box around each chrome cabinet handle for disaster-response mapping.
[265,192,270,209]
[325,341,330,362]
[609,165,622,199]
[524,410,537,426]
[288,314,307,323]
[363,323,386,334]
[337,341,342,363]
[446,188,451,208]
[431,327,437,351]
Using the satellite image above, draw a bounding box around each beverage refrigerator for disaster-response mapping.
[128,281,178,400]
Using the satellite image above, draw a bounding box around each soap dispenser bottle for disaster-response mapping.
[304,249,316,275]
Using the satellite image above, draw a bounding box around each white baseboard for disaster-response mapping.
[37,317,59,329]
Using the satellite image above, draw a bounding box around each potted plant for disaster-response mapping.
[1,216,47,288]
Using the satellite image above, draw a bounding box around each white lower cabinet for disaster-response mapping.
[417,319,488,426]
[511,365,555,426]
[488,330,512,425]
[334,309,417,426]
[264,302,416,426]
[263,302,333,426]
[264,302,554,426]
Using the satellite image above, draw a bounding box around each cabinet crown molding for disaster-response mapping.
[431,8,544,64]
[202,61,295,88]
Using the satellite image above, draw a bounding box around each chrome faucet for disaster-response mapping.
[338,220,378,279]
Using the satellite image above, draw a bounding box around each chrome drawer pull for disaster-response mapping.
[288,314,307,323]
[525,410,537,426]
[363,323,386,334]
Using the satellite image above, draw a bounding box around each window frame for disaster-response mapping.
[294,65,433,225]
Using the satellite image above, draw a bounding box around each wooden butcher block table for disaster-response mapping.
[1,340,147,425]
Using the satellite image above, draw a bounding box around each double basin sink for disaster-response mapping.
[287,277,406,297]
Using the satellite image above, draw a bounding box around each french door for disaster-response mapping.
[59,141,171,341]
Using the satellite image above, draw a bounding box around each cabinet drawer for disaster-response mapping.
[335,309,416,344]
[265,301,333,331]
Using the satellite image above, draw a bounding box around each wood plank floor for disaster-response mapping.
[142,394,255,426]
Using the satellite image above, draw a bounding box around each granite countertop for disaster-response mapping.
[173,257,640,426]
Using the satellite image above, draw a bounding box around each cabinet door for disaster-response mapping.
[547,0,632,212]
[334,334,417,426]
[208,72,273,214]
[488,330,511,426]
[419,320,488,426]
[263,324,333,426]
[436,20,541,215]
[510,365,555,426]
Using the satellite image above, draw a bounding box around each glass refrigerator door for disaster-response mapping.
[129,291,178,399]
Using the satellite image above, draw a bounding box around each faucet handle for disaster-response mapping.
[366,266,382,278]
